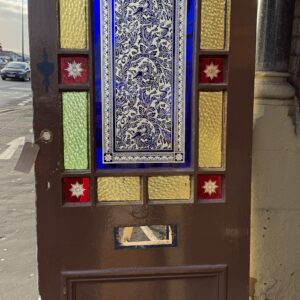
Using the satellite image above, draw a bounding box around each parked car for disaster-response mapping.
[0,62,31,81]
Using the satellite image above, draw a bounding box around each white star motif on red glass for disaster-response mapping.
[65,61,83,79]
[69,182,86,198]
[202,179,218,196]
[203,62,221,80]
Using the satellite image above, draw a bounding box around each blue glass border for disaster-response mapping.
[94,0,195,169]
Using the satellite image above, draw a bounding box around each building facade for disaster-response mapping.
[250,0,300,299]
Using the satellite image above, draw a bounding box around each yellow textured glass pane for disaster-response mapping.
[199,92,224,168]
[148,176,190,200]
[63,92,89,170]
[59,0,88,49]
[200,0,226,49]
[97,177,141,201]
[226,0,231,50]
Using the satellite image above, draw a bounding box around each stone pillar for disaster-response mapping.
[250,1,300,299]
[255,0,295,101]
[256,0,295,72]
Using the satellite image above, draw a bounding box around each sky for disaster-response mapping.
[0,0,29,55]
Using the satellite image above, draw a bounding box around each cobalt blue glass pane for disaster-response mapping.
[94,0,195,169]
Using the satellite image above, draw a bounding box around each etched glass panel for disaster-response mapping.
[198,92,225,168]
[63,177,90,203]
[198,175,222,201]
[94,0,195,168]
[200,0,230,50]
[97,177,141,201]
[199,57,225,84]
[63,92,89,170]
[59,55,88,84]
[115,225,177,249]
[59,0,88,49]
[148,176,190,200]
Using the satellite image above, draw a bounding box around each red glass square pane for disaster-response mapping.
[63,177,90,203]
[198,175,222,200]
[59,55,88,84]
[199,57,224,83]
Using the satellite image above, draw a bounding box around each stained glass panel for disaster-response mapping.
[148,176,190,200]
[97,177,141,201]
[94,0,195,168]
[199,57,225,84]
[200,0,230,50]
[63,92,89,170]
[59,0,88,49]
[59,56,88,84]
[63,177,90,203]
[226,0,231,50]
[198,175,222,200]
[199,92,225,168]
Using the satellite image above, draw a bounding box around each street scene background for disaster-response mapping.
[0,78,39,299]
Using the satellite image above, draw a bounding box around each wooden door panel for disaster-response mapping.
[63,266,226,300]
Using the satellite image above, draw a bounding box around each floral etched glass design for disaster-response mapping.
[94,0,195,168]
[198,175,222,200]
[199,57,225,84]
[59,55,88,84]
[63,177,90,203]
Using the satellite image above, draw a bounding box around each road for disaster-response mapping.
[0,79,32,109]
[0,78,39,299]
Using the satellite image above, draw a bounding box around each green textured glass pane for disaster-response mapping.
[63,92,89,169]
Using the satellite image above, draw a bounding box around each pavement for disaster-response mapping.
[0,79,39,299]
[0,79,32,110]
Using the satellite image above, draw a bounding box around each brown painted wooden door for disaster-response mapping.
[29,0,256,299]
